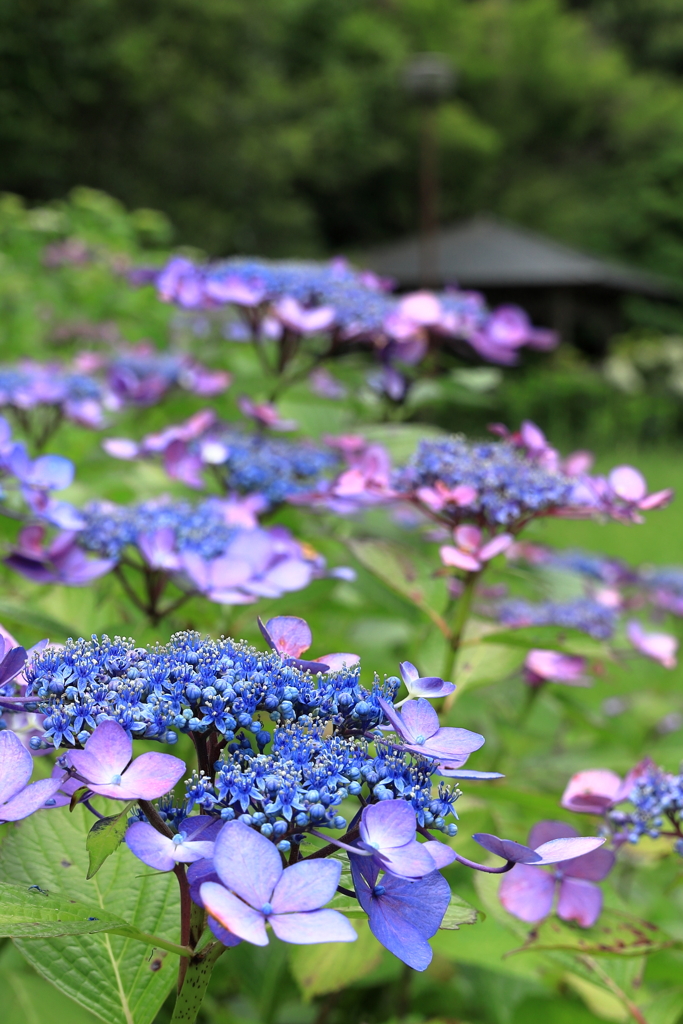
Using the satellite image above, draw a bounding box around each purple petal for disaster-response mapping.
[351,858,450,971]
[180,816,224,842]
[187,859,219,906]
[0,730,35,804]
[263,616,312,659]
[562,846,615,882]
[33,455,75,491]
[360,800,417,851]
[0,647,28,688]
[528,821,577,848]
[207,915,242,947]
[557,877,602,927]
[379,842,439,879]
[413,726,485,766]
[378,696,406,736]
[399,662,420,686]
[422,840,456,870]
[4,554,59,584]
[472,834,540,864]
[200,883,268,946]
[212,820,282,908]
[1,775,63,821]
[399,699,440,743]
[405,676,456,699]
[70,720,132,781]
[270,859,341,914]
[126,821,176,872]
[270,909,356,944]
[102,438,140,460]
[437,768,504,780]
[498,863,555,922]
[533,837,605,865]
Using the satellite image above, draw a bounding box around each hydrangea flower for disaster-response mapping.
[258,615,359,673]
[497,822,614,928]
[627,621,678,668]
[356,800,455,879]
[396,661,455,701]
[200,820,356,946]
[524,650,588,687]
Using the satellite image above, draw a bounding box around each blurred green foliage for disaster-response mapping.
[4,0,683,289]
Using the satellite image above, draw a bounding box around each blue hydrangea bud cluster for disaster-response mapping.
[607,767,683,848]
[394,436,574,527]
[544,549,633,585]
[78,499,236,560]
[200,429,339,505]
[24,631,392,747]
[0,366,106,409]
[23,630,461,849]
[496,597,617,639]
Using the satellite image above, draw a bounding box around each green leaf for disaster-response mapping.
[563,972,629,1022]
[0,600,78,640]
[439,892,483,930]
[477,625,612,660]
[0,804,179,1024]
[452,642,525,696]
[509,909,679,958]
[288,919,383,1000]
[0,941,101,1024]
[0,881,128,937]
[86,806,132,879]
[347,538,451,638]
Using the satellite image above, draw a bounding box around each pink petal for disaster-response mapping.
[561,769,623,814]
[478,534,513,562]
[528,821,578,848]
[74,720,132,780]
[627,621,677,668]
[557,877,602,928]
[499,864,555,923]
[608,466,647,502]
[454,526,481,552]
[264,616,312,659]
[398,292,442,326]
[532,837,605,865]
[525,650,587,685]
[110,751,185,800]
[102,438,139,460]
[316,653,360,671]
[440,547,480,572]
[638,488,673,511]
[271,860,341,914]
[563,846,615,882]
[269,909,356,944]
[201,883,268,946]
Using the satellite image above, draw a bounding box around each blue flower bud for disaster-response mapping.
[220,807,235,821]
[277,840,291,854]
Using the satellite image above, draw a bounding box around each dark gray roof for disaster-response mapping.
[359,216,675,297]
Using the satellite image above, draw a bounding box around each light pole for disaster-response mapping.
[403,54,456,288]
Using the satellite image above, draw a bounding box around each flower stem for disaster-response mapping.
[442,571,480,708]
[170,941,226,1024]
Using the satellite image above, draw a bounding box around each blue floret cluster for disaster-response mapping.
[23,630,461,849]
[496,597,617,639]
[79,499,236,559]
[394,436,574,526]
[608,767,683,848]
[208,429,339,504]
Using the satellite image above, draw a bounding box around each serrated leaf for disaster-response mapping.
[510,909,679,958]
[86,806,132,879]
[347,538,451,638]
[288,919,382,1000]
[0,804,179,1024]
[439,892,483,930]
[0,881,128,937]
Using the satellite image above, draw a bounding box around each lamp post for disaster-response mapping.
[403,54,456,288]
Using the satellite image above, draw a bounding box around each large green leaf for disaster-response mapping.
[451,641,525,697]
[0,941,101,1024]
[509,909,679,958]
[0,881,128,937]
[347,538,451,639]
[0,805,179,1024]
[288,919,383,1000]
